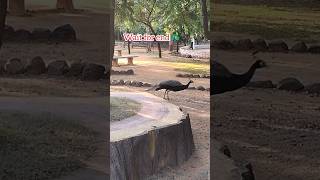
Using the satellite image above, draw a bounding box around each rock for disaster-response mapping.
[206,88,210,91]
[67,62,86,77]
[235,39,254,50]
[118,80,125,85]
[246,80,275,89]
[291,41,308,53]
[277,78,304,92]
[3,25,15,41]
[26,56,46,75]
[31,28,51,41]
[212,39,234,50]
[142,82,152,87]
[197,86,206,91]
[238,161,255,180]
[305,83,320,95]
[220,145,231,158]
[135,81,143,87]
[252,39,268,51]
[47,60,69,76]
[188,86,196,90]
[268,40,288,52]
[5,58,25,74]
[81,63,105,81]
[111,80,119,85]
[126,69,134,75]
[51,24,76,41]
[308,45,320,54]
[193,74,201,78]
[176,73,183,77]
[124,80,132,86]
[14,29,31,41]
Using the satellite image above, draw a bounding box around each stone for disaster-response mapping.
[47,60,69,76]
[308,45,320,54]
[235,39,254,50]
[197,86,206,91]
[81,63,105,81]
[26,56,46,75]
[220,145,231,158]
[51,24,76,41]
[291,41,308,53]
[5,58,25,75]
[194,74,201,78]
[252,39,268,51]
[3,25,15,41]
[212,39,234,50]
[142,82,152,87]
[14,29,31,41]
[67,62,86,77]
[124,80,132,86]
[0,60,7,75]
[118,80,125,85]
[268,40,288,52]
[31,28,51,41]
[176,73,183,77]
[246,80,275,89]
[111,80,119,85]
[277,78,304,92]
[126,69,134,75]
[188,86,196,90]
[305,83,320,95]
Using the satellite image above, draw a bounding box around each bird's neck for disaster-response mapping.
[241,64,257,83]
[184,81,191,89]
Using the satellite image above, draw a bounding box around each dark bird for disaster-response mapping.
[211,60,267,95]
[147,80,193,100]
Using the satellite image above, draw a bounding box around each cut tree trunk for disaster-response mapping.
[0,0,7,49]
[56,0,74,11]
[9,0,25,16]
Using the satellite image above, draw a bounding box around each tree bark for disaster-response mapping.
[56,0,74,11]
[0,0,7,49]
[200,0,209,39]
[9,0,25,16]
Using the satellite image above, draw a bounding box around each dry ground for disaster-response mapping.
[212,49,320,180]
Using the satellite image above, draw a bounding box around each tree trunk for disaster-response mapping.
[0,0,7,49]
[200,0,209,39]
[157,42,162,58]
[56,0,74,11]
[9,0,25,16]
[127,41,131,54]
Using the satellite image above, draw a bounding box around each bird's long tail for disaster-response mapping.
[145,85,159,91]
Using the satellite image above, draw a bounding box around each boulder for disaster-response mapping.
[277,78,304,92]
[5,58,25,75]
[212,39,234,50]
[14,29,31,41]
[67,62,86,77]
[197,86,206,91]
[126,69,134,75]
[118,80,125,85]
[124,80,132,86]
[252,39,268,51]
[246,80,275,89]
[235,39,254,50]
[32,28,51,41]
[47,60,69,76]
[51,24,76,41]
[268,40,288,52]
[291,41,308,53]
[3,25,15,41]
[26,56,46,75]
[81,63,105,81]
[308,45,320,54]
[142,82,152,87]
[305,83,320,95]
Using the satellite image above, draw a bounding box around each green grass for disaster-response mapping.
[0,111,98,180]
[111,97,141,121]
[211,3,320,41]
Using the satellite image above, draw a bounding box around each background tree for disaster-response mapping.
[200,0,209,39]
[0,0,7,49]
[9,0,25,16]
[56,0,74,11]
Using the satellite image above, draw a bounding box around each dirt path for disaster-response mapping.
[0,96,109,180]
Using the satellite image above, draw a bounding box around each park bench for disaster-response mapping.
[112,55,139,67]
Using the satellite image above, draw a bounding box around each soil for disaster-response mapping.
[212,49,320,180]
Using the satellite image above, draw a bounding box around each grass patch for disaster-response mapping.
[0,111,98,180]
[111,97,141,121]
[211,3,320,41]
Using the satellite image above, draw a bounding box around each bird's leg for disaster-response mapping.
[167,91,170,100]
[163,90,167,99]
